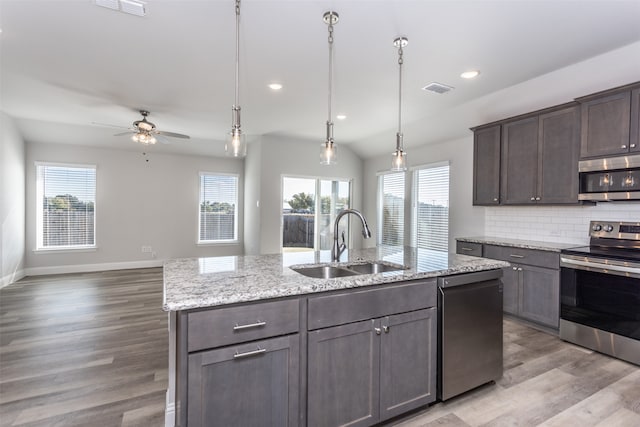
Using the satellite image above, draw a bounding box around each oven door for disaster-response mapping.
[560,254,640,365]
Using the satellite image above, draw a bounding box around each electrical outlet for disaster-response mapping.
[141,246,152,253]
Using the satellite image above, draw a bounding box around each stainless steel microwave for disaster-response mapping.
[578,154,640,201]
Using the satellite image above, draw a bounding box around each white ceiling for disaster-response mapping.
[2,0,640,159]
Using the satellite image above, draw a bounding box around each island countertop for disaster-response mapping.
[163,246,510,311]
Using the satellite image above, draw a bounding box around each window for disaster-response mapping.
[414,162,450,251]
[199,173,238,243]
[378,171,405,246]
[36,163,96,250]
[281,177,351,252]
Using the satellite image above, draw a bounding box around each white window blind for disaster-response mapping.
[199,174,238,242]
[36,163,96,249]
[378,172,405,246]
[414,164,450,251]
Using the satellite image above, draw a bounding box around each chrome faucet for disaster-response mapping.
[331,209,372,262]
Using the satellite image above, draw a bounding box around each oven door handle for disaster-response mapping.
[560,256,640,278]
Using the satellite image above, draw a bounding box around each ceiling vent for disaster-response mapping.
[95,0,146,17]
[422,82,454,94]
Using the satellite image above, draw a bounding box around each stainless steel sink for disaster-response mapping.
[291,261,407,278]
[345,262,404,274]
[291,265,359,279]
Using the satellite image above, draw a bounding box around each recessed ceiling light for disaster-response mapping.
[336,114,347,120]
[268,83,283,90]
[460,70,480,79]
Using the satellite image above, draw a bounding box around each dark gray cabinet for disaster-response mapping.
[484,244,560,329]
[187,335,299,427]
[578,83,640,159]
[307,308,437,427]
[473,125,501,205]
[501,106,579,205]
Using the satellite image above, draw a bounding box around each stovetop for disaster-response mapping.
[561,245,640,262]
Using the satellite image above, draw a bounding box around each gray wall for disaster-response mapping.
[244,134,364,255]
[25,142,244,274]
[1,113,26,286]
[362,136,483,251]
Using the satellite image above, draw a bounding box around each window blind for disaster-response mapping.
[378,172,405,246]
[36,164,96,249]
[199,174,238,242]
[415,164,450,251]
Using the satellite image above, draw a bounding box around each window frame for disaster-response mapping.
[411,161,451,251]
[35,161,97,252]
[197,172,239,245]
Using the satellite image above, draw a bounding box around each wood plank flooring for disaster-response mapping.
[1,269,639,426]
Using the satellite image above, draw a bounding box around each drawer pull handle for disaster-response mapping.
[233,321,266,331]
[461,247,474,251]
[233,346,266,359]
[509,254,525,259]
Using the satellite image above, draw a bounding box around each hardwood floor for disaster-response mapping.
[1,269,639,426]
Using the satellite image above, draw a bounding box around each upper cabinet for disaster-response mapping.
[472,125,501,205]
[578,83,640,159]
[476,105,580,206]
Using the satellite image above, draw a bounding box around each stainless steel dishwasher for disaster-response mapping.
[437,269,503,401]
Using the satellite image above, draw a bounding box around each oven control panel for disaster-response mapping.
[589,221,640,240]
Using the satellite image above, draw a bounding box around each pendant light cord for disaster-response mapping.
[234,0,240,109]
[327,16,334,126]
[397,43,404,147]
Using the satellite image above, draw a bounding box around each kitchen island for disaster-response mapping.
[163,246,509,427]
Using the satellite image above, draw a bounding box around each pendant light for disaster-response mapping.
[391,37,408,171]
[225,0,247,157]
[320,11,339,165]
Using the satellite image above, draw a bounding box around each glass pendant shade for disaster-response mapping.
[320,140,338,165]
[226,128,247,157]
[391,148,407,171]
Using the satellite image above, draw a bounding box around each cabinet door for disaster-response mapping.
[473,125,501,205]
[187,335,299,427]
[519,265,560,328]
[379,308,437,421]
[502,266,519,315]
[538,106,580,204]
[631,88,640,153]
[307,319,380,427]
[580,91,631,158]
[501,116,539,204]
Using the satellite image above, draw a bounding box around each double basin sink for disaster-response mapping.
[292,261,407,279]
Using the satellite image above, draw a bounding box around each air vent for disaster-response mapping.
[95,0,146,17]
[422,82,454,94]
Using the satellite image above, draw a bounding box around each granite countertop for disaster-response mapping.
[163,246,510,311]
[456,236,581,252]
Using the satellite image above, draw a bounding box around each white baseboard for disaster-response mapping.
[1,269,26,288]
[24,259,164,276]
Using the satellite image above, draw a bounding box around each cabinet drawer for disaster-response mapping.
[187,299,299,352]
[456,241,483,257]
[308,280,436,330]
[483,245,559,269]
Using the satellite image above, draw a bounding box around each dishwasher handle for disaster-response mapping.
[438,268,503,288]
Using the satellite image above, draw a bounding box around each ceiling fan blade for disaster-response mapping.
[92,121,130,130]
[155,135,172,145]
[114,131,136,136]
[155,130,190,139]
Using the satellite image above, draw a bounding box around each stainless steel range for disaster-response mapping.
[560,221,640,365]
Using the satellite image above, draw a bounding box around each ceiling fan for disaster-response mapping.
[96,110,190,145]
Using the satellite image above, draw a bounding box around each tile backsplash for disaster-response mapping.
[485,203,640,245]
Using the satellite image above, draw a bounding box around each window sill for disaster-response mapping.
[33,247,97,254]
[197,241,240,247]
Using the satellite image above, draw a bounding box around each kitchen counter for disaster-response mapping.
[163,246,510,311]
[456,236,580,252]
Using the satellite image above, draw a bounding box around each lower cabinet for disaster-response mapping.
[307,308,437,427]
[187,334,299,427]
